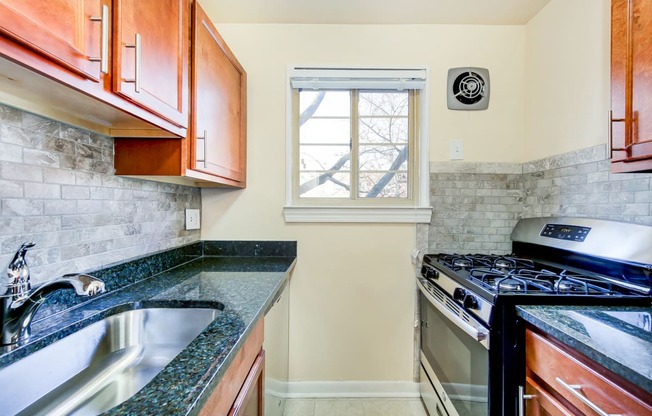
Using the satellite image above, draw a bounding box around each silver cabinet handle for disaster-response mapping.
[555,377,622,416]
[89,4,109,74]
[609,110,627,160]
[124,34,142,92]
[518,385,534,416]
[196,130,207,167]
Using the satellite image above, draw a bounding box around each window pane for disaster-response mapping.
[299,145,350,171]
[300,91,350,117]
[358,91,409,117]
[359,145,408,171]
[359,172,408,198]
[300,118,350,145]
[300,172,350,198]
[294,87,416,203]
[359,117,408,144]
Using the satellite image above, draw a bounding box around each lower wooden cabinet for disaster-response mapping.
[200,319,264,416]
[229,350,265,416]
[524,376,573,416]
[524,327,652,416]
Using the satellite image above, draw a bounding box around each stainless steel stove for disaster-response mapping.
[417,217,652,416]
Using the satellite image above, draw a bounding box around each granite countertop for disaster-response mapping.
[517,305,652,395]
[0,241,297,416]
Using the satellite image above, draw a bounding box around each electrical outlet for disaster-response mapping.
[185,209,200,230]
[450,139,464,160]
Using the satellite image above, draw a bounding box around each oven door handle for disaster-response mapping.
[418,280,489,349]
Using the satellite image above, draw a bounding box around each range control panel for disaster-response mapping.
[540,224,591,242]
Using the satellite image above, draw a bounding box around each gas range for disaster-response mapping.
[417,217,652,416]
[418,217,652,327]
[422,252,651,297]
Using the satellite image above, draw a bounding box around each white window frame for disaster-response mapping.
[284,66,432,223]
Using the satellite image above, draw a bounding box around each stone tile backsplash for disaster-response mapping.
[0,104,201,284]
[427,144,652,254]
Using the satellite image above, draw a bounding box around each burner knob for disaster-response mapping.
[453,287,466,301]
[463,294,479,310]
[421,265,439,280]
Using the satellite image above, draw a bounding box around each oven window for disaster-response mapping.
[420,292,488,416]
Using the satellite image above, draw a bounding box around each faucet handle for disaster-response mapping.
[4,242,36,298]
[60,273,106,296]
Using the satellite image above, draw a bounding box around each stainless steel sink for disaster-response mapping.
[0,307,222,416]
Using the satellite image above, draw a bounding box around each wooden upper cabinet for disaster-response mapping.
[0,0,187,137]
[192,2,246,185]
[611,0,652,172]
[113,2,246,187]
[0,0,107,81]
[113,0,189,128]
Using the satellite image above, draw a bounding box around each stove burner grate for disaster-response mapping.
[434,254,535,271]
[468,267,617,295]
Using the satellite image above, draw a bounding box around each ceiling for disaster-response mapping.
[204,0,552,25]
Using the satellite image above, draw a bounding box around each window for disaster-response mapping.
[284,68,432,223]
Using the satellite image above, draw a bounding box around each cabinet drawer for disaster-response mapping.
[526,330,652,416]
[228,349,264,416]
[525,376,573,416]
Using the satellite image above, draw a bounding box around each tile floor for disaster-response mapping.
[283,398,427,416]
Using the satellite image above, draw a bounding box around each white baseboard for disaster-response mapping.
[286,381,420,399]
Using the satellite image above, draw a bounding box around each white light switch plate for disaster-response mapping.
[185,209,200,230]
[450,139,464,160]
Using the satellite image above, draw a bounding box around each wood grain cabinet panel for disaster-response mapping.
[0,0,105,81]
[114,0,246,188]
[0,0,187,137]
[192,2,246,184]
[524,376,573,416]
[113,0,189,128]
[525,328,652,416]
[200,320,263,416]
[611,0,652,172]
[228,350,264,416]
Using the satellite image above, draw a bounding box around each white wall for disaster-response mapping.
[198,20,526,386]
[524,0,611,161]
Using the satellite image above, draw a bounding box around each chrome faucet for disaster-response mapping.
[1,242,105,345]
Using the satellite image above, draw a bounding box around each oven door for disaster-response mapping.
[418,279,490,416]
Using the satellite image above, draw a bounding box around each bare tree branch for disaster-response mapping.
[299,91,326,126]
[299,153,350,195]
[365,145,408,198]
[298,91,409,197]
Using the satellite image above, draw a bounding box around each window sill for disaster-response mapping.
[283,206,432,223]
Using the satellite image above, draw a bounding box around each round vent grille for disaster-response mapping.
[453,72,486,105]
[447,67,490,111]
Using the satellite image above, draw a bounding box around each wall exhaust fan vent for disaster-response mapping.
[447,67,490,111]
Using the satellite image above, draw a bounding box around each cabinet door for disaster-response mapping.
[192,3,246,185]
[0,0,106,81]
[113,0,189,128]
[611,0,652,171]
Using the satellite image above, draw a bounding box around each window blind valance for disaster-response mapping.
[289,67,426,90]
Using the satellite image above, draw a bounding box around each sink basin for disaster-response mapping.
[0,306,222,416]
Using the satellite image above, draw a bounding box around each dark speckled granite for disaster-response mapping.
[517,305,652,395]
[35,242,204,316]
[0,241,297,416]
[203,240,297,257]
